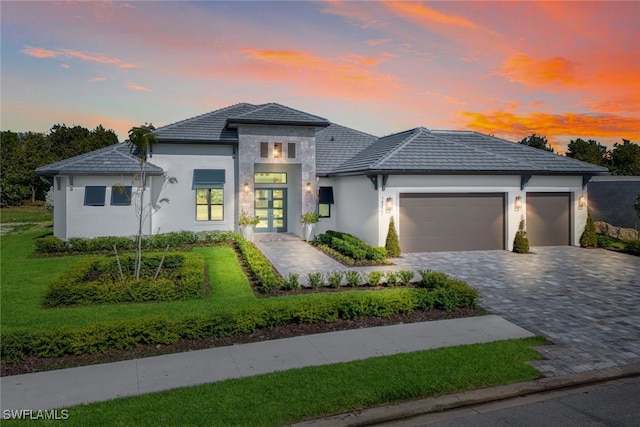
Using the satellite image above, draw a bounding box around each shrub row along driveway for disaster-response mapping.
[393,247,640,377]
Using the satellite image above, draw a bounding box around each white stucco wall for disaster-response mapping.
[62,175,147,239]
[331,175,379,246]
[149,144,236,234]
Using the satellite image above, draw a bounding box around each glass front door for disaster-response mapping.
[255,189,287,232]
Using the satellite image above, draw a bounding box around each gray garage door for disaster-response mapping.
[399,193,505,252]
[526,192,570,246]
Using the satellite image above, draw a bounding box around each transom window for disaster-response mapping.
[196,189,224,221]
[254,173,287,184]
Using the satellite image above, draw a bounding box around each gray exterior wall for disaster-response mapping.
[237,125,318,237]
[588,176,640,229]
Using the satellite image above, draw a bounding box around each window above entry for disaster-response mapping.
[254,173,287,184]
[192,169,226,189]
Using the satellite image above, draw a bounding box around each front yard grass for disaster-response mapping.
[8,337,545,426]
[0,204,52,223]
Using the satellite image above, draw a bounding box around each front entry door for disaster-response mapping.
[255,189,287,232]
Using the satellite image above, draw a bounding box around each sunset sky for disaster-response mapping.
[2,1,639,153]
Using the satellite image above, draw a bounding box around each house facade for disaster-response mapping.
[36,102,609,252]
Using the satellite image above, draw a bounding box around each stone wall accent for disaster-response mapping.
[594,221,639,240]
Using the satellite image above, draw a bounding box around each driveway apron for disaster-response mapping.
[255,237,639,377]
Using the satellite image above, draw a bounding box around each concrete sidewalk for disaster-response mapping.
[0,315,533,411]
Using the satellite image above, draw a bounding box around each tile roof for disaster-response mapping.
[331,128,609,175]
[35,143,164,176]
[315,123,378,175]
[153,103,256,142]
[226,103,330,128]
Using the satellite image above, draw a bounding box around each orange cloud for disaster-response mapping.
[89,77,107,82]
[126,83,151,92]
[21,45,138,68]
[500,53,578,86]
[461,110,640,149]
[367,38,391,46]
[383,1,478,29]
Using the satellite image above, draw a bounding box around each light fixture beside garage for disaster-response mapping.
[385,197,393,213]
[243,183,249,195]
[578,195,586,209]
[514,196,523,212]
[305,182,312,195]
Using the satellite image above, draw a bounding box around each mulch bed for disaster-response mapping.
[0,308,485,377]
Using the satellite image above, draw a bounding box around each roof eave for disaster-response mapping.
[35,170,165,177]
[326,169,610,177]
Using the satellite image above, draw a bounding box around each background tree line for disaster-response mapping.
[518,134,640,176]
[0,125,118,207]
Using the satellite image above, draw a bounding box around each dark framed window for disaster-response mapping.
[84,186,106,206]
[260,142,268,158]
[318,186,334,218]
[196,189,224,221]
[111,186,132,206]
[254,173,287,184]
[288,142,296,158]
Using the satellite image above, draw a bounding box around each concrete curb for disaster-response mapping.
[291,364,640,427]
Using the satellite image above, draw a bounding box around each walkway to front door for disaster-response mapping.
[254,188,287,232]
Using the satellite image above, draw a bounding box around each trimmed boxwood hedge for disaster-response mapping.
[235,235,285,292]
[35,231,235,255]
[43,252,206,307]
[316,230,387,265]
[1,283,479,364]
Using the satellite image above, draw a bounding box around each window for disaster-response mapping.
[260,142,268,158]
[318,186,334,218]
[288,142,296,159]
[84,186,106,206]
[273,142,282,158]
[111,186,132,206]
[196,189,224,221]
[254,173,287,184]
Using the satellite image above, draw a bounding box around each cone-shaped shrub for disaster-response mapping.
[580,213,598,248]
[513,218,530,254]
[385,217,401,257]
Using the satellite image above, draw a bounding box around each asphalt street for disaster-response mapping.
[382,376,640,427]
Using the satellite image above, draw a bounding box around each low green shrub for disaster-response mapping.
[367,271,384,287]
[345,271,363,287]
[43,253,206,307]
[316,230,388,264]
[314,244,355,266]
[282,273,301,291]
[621,239,640,255]
[34,235,69,253]
[2,284,480,363]
[417,270,450,289]
[326,271,344,288]
[597,234,617,248]
[385,271,399,287]
[236,235,284,293]
[398,270,415,286]
[307,272,324,289]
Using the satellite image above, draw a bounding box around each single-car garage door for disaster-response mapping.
[399,193,505,252]
[526,192,570,246]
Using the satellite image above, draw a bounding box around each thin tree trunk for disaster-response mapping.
[154,245,170,281]
[135,167,146,279]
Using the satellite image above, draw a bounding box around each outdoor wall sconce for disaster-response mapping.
[305,182,312,195]
[514,196,522,212]
[385,197,393,213]
[243,183,249,195]
[578,195,586,210]
[273,143,282,159]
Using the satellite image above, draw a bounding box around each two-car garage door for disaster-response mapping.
[399,192,571,252]
[399,193,505,252]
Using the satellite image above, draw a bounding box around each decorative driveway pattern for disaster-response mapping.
[391,247,640,377]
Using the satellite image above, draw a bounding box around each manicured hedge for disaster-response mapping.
[316,230,387,265]
[1,284,479,364]
[35,231,236,255]
[43,253,206,307]
[235,235,285,292]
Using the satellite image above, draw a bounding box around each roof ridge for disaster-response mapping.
[319,122,378,138]
[154,102,255,132]
[468,132,608,171]
[231,102,329,122]
[371,127,424,169]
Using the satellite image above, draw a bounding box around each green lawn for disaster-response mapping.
[6,337,545,426]
[0,230,259,332]
[0,204,53,223]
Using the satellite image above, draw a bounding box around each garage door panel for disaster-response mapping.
[399,193,505,253]
[526,193,570,246]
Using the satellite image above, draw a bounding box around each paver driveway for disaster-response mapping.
[394,246,640,377]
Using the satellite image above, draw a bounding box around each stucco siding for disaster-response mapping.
[333,175,379,245]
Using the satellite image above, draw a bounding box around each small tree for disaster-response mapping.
[580,213,598,248]
[385,216,401,257]
[513,218,530,254]
[45,186,54,212]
